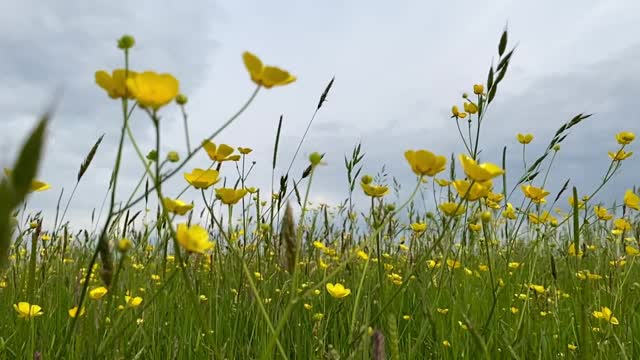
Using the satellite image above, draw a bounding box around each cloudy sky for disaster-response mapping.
[1,1,639,230]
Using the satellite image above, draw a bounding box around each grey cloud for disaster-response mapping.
[2,1,640,231]
[273,43,640,212]
[0,0,218,228]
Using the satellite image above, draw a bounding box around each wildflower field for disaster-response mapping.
[1,30,639,359]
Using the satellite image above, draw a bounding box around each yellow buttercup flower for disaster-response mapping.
[529,284,546,295]
[435,178,451,187]
[473,84,484,95]
[319,258,329,269]
[95,69,137,99]
[613,218,631,230]
[508,262,521,270]
[89,286,108,300]
[404,150,447,177]
[503,203,517,220]
[203,141,241,162]
[238,147,253,155]
[625,245,640,256]
[453,179,492,201]
[613,218,632,233]
[215,188,248,205]
[184,168,220,189]
[176,223,213,254]
[594,206,613,221]
[624,189,639,210]
[615,131,635,145]
[439,202,466,217]
[592,306,619,325]
[517,133,534,144]
[162,197,194,215]
[242,51,296,88]
[118,238,132,252]
[487,192,504,203]
[68,306,86,318]
[410,222,427,233]
[357,250,369,261]
[528,211,557,226]
[459,154,504,182]
[125,294,143,308]
[125,71,179,110]
[568,243,583,257]
[521,185,550,204]
[387,273,403,285]
[361,182,389,198]
[451,105,467,119]
[13,302,44,319]
[608,149,633,161]
[568,196,585,209]
[446,259,461,269]
[464,102,478,114]
[326,283,351,299]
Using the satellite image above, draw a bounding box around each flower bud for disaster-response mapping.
[176,94,188,105]
[481,211,492,223]
[166,151,180,163]
[309,152,323,166]
[146,150,158,162]
[361,175,373,185]
[117,35,136,50]
[473,84,484,95]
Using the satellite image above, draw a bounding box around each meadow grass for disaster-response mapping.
[0,31,639,359]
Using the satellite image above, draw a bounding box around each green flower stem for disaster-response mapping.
[180,104,192,153]
[56,49,132,358]
[348,257,371,343]
[150,112,208,334]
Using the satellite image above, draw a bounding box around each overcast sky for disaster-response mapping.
[1,1,639,230]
